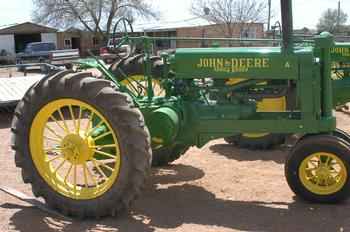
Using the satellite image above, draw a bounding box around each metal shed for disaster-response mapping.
[0,22,58,55]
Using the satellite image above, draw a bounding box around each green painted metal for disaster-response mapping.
[75,0,350,150]
[147,107,180,146]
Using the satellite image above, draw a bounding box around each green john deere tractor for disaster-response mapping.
[10,0,350,218]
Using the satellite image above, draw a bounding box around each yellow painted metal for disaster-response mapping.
[29,99,121,200]
[299,152,347,195]
[225,78,286,139]
[243,96,287,138]
[225,78,247,85]
[121,75,165,96]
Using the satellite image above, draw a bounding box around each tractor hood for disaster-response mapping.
[172,47,313,80]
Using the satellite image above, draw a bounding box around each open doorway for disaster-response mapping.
[14,34,41,53]
[71,37,81,50]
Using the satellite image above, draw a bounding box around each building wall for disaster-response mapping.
[41,33,58,47]
[57,31,100,56]
[176,23,264,48]
[0,34,15,54]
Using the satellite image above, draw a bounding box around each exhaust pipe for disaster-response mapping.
[280,0,294,53]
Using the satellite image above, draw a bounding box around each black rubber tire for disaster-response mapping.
[152,145,190,167]
[224,134,286,150]
[109,54,163,79]
[11,70,152,218]
[285,134,350,203]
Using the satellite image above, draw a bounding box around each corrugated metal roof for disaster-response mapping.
[0,22,57,35]
[0,23,20,31]
[133,17,213,32]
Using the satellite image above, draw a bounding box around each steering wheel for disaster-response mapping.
[111,18,135,58]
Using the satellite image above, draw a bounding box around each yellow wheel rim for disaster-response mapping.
[30,99,121,200]
[243,96,287,138]
[299,152,347,195]
[121,75,165,97]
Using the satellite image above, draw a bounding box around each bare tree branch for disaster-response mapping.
[32,0,158,41]
[191,0,267,39]
[317,8,348,34]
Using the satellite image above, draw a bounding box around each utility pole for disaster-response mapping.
[337,0,341,29]
[267,0,272,31]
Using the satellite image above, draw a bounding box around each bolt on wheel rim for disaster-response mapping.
[30,99,121,200]
[299,152,347,195]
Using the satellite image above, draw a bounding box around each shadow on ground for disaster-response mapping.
[2,163,349,232]
[209,143,287,164]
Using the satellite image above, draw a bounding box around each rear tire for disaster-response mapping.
[11,70,152,218]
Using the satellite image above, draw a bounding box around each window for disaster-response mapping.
[64,39,71,48]
[240,27,257,39]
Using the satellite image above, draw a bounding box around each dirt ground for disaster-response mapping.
[0,111,350,232]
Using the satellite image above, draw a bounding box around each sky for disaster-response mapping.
[0,0,349,30]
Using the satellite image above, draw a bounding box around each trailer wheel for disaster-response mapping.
[11,71,151,218]
[285,135,350,203]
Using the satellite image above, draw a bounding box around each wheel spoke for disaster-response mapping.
[44,147,63,153]
[91,144,117,149]
[94,131,112,141]
[83,164,89,187]
[84,163,98,187]
[93,158,115,172]
[57,108,70,133]
[64,163,73,183]
[324,155,331,165]
[87,120,105,136]
[93,149,116,159]
[54,159,66,174]
[44,136,61,143]
[46,154,63,163]
[92,159,107,179]
[45,124,64,140]
[68,105,77,133]
[73,164,77,195]
[84,111,94,136]
[50,114,69,135]
[124,78,141,94]
[76,106,82,134]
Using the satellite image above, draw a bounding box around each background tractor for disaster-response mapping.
[10,0,350,218]
[224,42,350,150]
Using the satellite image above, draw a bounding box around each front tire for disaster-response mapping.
[285,135,350,203]
[11,70,152,218]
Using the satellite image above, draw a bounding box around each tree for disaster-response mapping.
[32,0,158,41]
[191,0,267,38]
[317,8,348,34]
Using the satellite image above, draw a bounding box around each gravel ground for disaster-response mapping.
[0,111,350,232]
